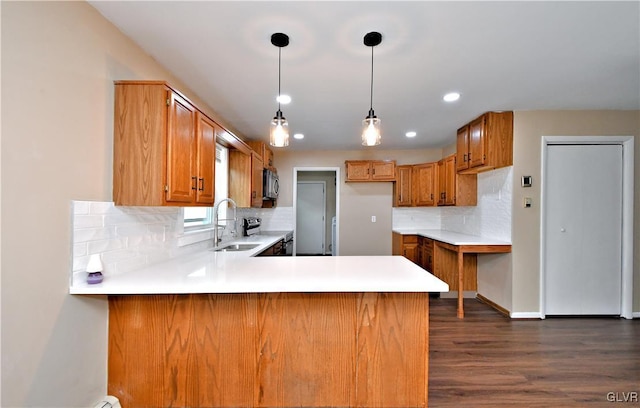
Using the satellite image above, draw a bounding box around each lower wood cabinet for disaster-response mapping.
[392,232,418,264]
[108,293,430,408]
[417,236,434,272]
[393,233,477,291]
[256,239,283,256]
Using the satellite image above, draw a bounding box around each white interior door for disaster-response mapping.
[296,182,326,255]
[544,144,623,315]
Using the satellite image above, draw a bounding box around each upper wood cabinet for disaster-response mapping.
[229,150,263,208]
[437,154,477,207]
[393,163,437,207]
[345,160,396,182]
[194,113,217,204]
[247,140,275,170]
[413,163,437,207]
[113,81,218,206]
[393,165,413,207]
[456,111,513,174]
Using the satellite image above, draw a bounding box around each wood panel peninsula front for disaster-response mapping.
[70,243,447,408]
[393,230,512,318]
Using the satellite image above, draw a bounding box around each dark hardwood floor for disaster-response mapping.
[429,298,640,407]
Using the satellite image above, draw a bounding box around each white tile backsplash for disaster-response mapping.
[392,207,442,230]
[71,201,296,286]
[239,206,294,231]
[71,201,191,283]
[393,166,513,241]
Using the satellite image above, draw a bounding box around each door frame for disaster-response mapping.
[293,167,340,256]
[540,136,634,319]
[296,181,327,255]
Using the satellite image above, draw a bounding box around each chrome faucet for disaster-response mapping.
[213,198,238,246]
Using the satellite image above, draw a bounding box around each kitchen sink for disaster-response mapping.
[212,243,260,252]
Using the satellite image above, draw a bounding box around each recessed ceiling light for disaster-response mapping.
[293,133,304,140]
[276,94,291,104]
[405,131,417,138]
[443,92,461,102]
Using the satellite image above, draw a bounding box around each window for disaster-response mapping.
[183,206,212,228]
[183,143,229,228]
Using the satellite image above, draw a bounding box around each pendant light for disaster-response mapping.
[269,33,290,147]
[361,31,382,146]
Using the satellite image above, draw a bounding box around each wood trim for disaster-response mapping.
[476,293,510,317]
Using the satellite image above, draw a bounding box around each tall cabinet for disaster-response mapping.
[113,81,217,206]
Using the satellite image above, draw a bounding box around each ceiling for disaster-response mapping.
[89,1,639,151]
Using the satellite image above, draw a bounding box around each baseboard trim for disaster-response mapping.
[476,294,510,318]
[510,312,543,319]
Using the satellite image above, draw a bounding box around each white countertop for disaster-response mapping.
[70,232,449,295]
[393,229,511,246]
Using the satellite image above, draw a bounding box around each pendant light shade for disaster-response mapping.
[361,31,382,146]
[270,110,289,147]
[269,33,290,147]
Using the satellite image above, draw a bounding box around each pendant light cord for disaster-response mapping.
[369,45,374,114]
[278,46,282,113]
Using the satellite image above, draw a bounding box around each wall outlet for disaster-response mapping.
[371,215,376,223]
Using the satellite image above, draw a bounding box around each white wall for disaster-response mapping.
[511,111,640,315]
[1,2,241,406]
[275,149,443,255]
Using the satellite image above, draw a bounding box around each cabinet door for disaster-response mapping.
[195,113,216,204]
[468,115,487,169]
[444,155,457,205]
[423,239,434,272]
[166,91,197,203]
[456,125,470,171]
[251,152,263,208]
[229,151,252,208]
[371,161,395,180]
[345,161,371,181]
[403,242,419,264]
[437,159,446,206]
[414,163,436,206]
[394,165,413,206]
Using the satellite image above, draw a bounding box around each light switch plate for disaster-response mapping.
[524,197,532,208]
[521,176,532,187]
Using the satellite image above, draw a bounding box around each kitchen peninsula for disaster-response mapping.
[71,237,448,408]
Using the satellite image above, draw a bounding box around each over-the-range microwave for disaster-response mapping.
[263,169,279,200]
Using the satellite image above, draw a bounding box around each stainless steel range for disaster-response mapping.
[242,216,262,236]
[242,217,293,256]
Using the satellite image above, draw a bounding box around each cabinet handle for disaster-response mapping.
[198,178,204,191]
[372,168,376,175]
[430,193,433,200]
[468,152,471,161]
[191,176,197,190]
[252,191,256,199]
[463,153,467,162]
